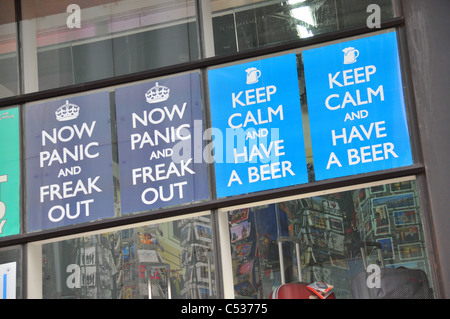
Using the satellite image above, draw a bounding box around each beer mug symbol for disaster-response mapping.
[343,47,359,64]
[246,67,261,84]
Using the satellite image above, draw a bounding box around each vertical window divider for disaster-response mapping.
[196,0,216,59]
[14,0,23,96]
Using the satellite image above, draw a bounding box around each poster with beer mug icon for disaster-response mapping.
[303,32,413,181]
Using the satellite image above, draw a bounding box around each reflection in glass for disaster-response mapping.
[42,215,216,299]
[210,0,396,56]
[0,0,19,98]
[20,0,199,92]
[226,179,435,299]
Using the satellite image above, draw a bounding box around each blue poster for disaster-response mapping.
[25,92,115,232]
[115,72,209,214]
[303,32,413,181]
[208,54,308,198]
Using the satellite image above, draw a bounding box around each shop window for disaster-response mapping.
[41,213,216,299]
[222,178,435,299]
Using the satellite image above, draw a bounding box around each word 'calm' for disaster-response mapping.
[326,65,384,110]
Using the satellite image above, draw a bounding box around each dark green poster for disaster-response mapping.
[0,107,20,237]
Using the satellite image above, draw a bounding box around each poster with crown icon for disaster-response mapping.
[115,72,209,214]
[25,91,115,231]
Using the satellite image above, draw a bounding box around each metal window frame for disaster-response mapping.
[1,0,443,299]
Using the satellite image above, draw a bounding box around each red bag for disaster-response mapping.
[270,282,336,299]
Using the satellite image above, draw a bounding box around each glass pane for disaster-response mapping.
[210,0,396,56]
[20,0,199,93]
[42,214,216,299]
[224,179,436,299]
[0,0,19,98]
[0,246,23,299]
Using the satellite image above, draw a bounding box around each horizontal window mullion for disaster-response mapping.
[0,17,404,109]
[0,162,423,248]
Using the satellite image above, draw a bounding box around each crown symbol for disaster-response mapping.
[55,100,80,121]
[145,82,170,104]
